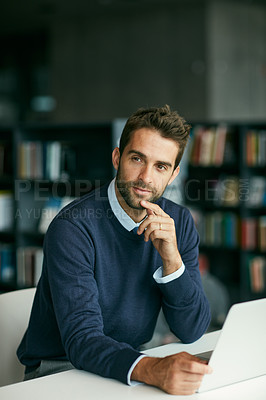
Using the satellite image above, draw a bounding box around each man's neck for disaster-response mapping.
[114,183,146,223]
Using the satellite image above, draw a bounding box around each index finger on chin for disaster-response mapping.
[140,200,166,216]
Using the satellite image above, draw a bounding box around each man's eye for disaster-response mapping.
[157,164,167,171]
[132,156,141,162]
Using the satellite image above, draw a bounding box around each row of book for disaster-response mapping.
[17,141,76,181]
[215,175,266,207]
[16,247,43,287]
[0,245,43,287]
[190,209,239,248]
[189,125,235,166]
[241,217,266,252]
[190,209,266,251]
[186,175,266,208]
[247,255,266,294]
[245,130,266,167]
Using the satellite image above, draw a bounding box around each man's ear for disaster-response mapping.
[112,147,120,171]
[168,166,180,186]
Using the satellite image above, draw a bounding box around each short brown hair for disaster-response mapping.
[119,105,191,169]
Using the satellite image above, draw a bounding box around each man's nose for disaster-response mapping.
[138,165,153,184]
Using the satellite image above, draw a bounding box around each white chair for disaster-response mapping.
[0,287,36,387]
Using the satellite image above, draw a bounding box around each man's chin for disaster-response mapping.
[127,201,145,210]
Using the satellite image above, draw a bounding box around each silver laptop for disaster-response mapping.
[196,298,266,392]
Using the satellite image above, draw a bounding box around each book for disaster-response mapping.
[215,176,239,207]
[241,218,257,250]
[0,191,13,231]
[46,141,61,181]
[213,125,227,165]
[189,208,238,248]
[258,216,266,252]
[16,247,44,287]
[17,140,77,180]
[248,176,266,207]
[189,125,233,166]
[245,130,266,166]
[248,256,266,293]
[198,128,216,166]
[0,245,16,283]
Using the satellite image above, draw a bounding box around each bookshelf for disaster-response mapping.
[0,121,265,304]
[0,127,15,290]
[186,123,266,304]
[239,124,266,301]
[0,123,114,292]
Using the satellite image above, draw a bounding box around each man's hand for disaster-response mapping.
[131,352,212,395]
[137,200,182,276]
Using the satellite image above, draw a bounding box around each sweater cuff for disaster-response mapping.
[111,348,143,384]
[155,267,195,305]
[153,262,185,284]
[127,354,148,386]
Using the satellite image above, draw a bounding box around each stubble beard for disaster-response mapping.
[116,164,165,210]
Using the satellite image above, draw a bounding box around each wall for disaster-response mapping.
[50,3,207,122]
[207,0,266,121]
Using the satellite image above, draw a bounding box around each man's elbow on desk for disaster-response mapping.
[169,305,211,345]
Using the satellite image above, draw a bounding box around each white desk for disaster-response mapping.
[1,330,266,400]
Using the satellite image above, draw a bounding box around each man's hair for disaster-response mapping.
[119,105,191,169]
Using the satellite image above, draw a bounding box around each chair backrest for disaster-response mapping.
[0,288,36,387]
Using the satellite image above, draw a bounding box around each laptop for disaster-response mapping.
[195,298,266,392]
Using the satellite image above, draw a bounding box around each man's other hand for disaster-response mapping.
[131,352,212,395]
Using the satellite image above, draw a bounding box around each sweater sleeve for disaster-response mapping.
[155,208,211,343]
[44,217,141,384]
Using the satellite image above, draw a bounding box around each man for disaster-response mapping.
[17,105,211,395]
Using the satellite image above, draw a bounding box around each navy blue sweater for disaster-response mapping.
[17,183,210,384]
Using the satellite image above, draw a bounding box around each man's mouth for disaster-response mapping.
[132,186,152,196]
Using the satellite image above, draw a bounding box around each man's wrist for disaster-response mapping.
[162,256,183,277]
[131,356,158,385]
[153,262,185,284]
[128,355,147,385]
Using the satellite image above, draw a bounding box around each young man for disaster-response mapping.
[17,105,211,395]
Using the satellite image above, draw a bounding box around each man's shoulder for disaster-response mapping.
[56,183,110,221]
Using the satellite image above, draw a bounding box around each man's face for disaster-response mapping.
[112,128,180,218]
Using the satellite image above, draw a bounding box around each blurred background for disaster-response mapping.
[0,0,266,124]
[0,0,265,334]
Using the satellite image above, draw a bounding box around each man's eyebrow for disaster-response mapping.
[127,149,173,168]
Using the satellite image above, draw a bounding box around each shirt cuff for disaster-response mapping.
[153,262,185,284]
[127,354,148,386]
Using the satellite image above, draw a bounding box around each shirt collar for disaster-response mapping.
[107,178,140,231]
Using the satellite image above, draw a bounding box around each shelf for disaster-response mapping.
[0,175,14,185]
[186,201,240,211]
[241,249,266,255]
[0,122,115,292]
[17,231,45,239]
[0,231,15,241]
[187,122,266,303]
[188,164,239,172]
[1,121,265,297]
[199,245,240,252]
[0,281,18,293]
